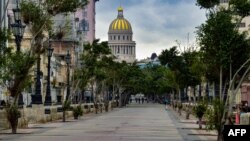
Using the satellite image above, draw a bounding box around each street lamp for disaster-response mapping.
[10,0,26,106]
[65,50,71,101]
[31,56,43,104]
[10,0,26,52]
[44,40,54,105]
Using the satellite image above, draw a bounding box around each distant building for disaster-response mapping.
[75,0,99,44]
[0,0,8,29]
[219,0,250,106]
[108,7,136,63]
[219,0,250,35]
[137,53,161,69]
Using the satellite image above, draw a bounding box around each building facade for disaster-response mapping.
[108,7,136,63]
[0,0,99,105]
[75,0,98,44]
[219,0,250,35]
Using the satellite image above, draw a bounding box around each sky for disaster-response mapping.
[96,0,207,60]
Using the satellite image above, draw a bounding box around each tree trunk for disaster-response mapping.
[220,66,223,101]
[198,118,202,129]
[119,90,122,108]
[186,108,190,119]
[12,127,17,134]
[95,103,98,114]
[193,86,196,103]
[10,116,18,134]
[179,109,181,116]
[112,79,115,101]
[62,111,66,122]
[91,82,94,103]
[217,131,223,141]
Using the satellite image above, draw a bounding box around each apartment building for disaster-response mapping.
[219,0,250,34]
[0,0,99,105]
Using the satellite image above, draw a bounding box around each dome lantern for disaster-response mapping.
[117,6,123,18]
[109,6,132,32]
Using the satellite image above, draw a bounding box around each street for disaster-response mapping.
[0,103,216,141]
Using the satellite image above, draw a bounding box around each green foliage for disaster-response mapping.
[75,39,112,91]
[230,0,250,17]
[158,46,201,93]
[178,102,183,109]
[0,29,11,70]
[193,100,207,119]
[197,9,250,82]
[204,98,224,132]
[45,0,88,15]
[158,46,179,67]
[0,42,35,99]
[62,100,71,111]
[196,0,219,9]
[140,65,175,96]
[5,104,21,134]
[21,1,52,38]
[73,105,83,118]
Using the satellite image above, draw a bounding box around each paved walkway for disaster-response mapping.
[0,103,217,141]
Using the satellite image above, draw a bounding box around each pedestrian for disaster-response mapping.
[138,98,140,104]
[142,97,144,103]
[135,98,137,103]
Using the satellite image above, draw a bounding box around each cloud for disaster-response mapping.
[96,0,206,59]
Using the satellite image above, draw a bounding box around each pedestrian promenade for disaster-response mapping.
[0,103,216,141]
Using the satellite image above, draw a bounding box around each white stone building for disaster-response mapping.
[108,7,136,63]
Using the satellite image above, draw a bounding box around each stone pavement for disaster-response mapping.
[0,103,217,141]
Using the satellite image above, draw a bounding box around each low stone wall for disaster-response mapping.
[0,102,114,129]
[0,110,8,129]
[240,113,250,125]
[177,103,250,125]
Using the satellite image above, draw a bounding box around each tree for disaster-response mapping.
[193,100,207,129]
[196,0,250,140]
[76,39,111,105]
[196,0,219,9]
[197,9,250,100]
[205,99,224,141]
[0,0,88,133]
[159,47,201,102]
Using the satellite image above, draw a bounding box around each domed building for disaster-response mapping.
[108,7,136,63]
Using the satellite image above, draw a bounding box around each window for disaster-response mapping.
[83,11,87,17]
[114,36,116,40]
[118,35,120,40]
[127,47,128,54]
[123,36,125,40]
[110,36,112,40]
[127,36,129,40]
[81,19,89,31]
[239,22,246,28]
[117,46,120,53]
[220,0,229,3]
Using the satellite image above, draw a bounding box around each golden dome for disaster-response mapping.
[110,19,132,30]
[109,6,132,32]
[117,6,123,11]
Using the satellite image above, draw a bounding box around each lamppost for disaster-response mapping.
[44,40,54,105]
[65,50,71,101]
[10,0,26,106]
[10,0,26,52]
[32,55,43,104]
